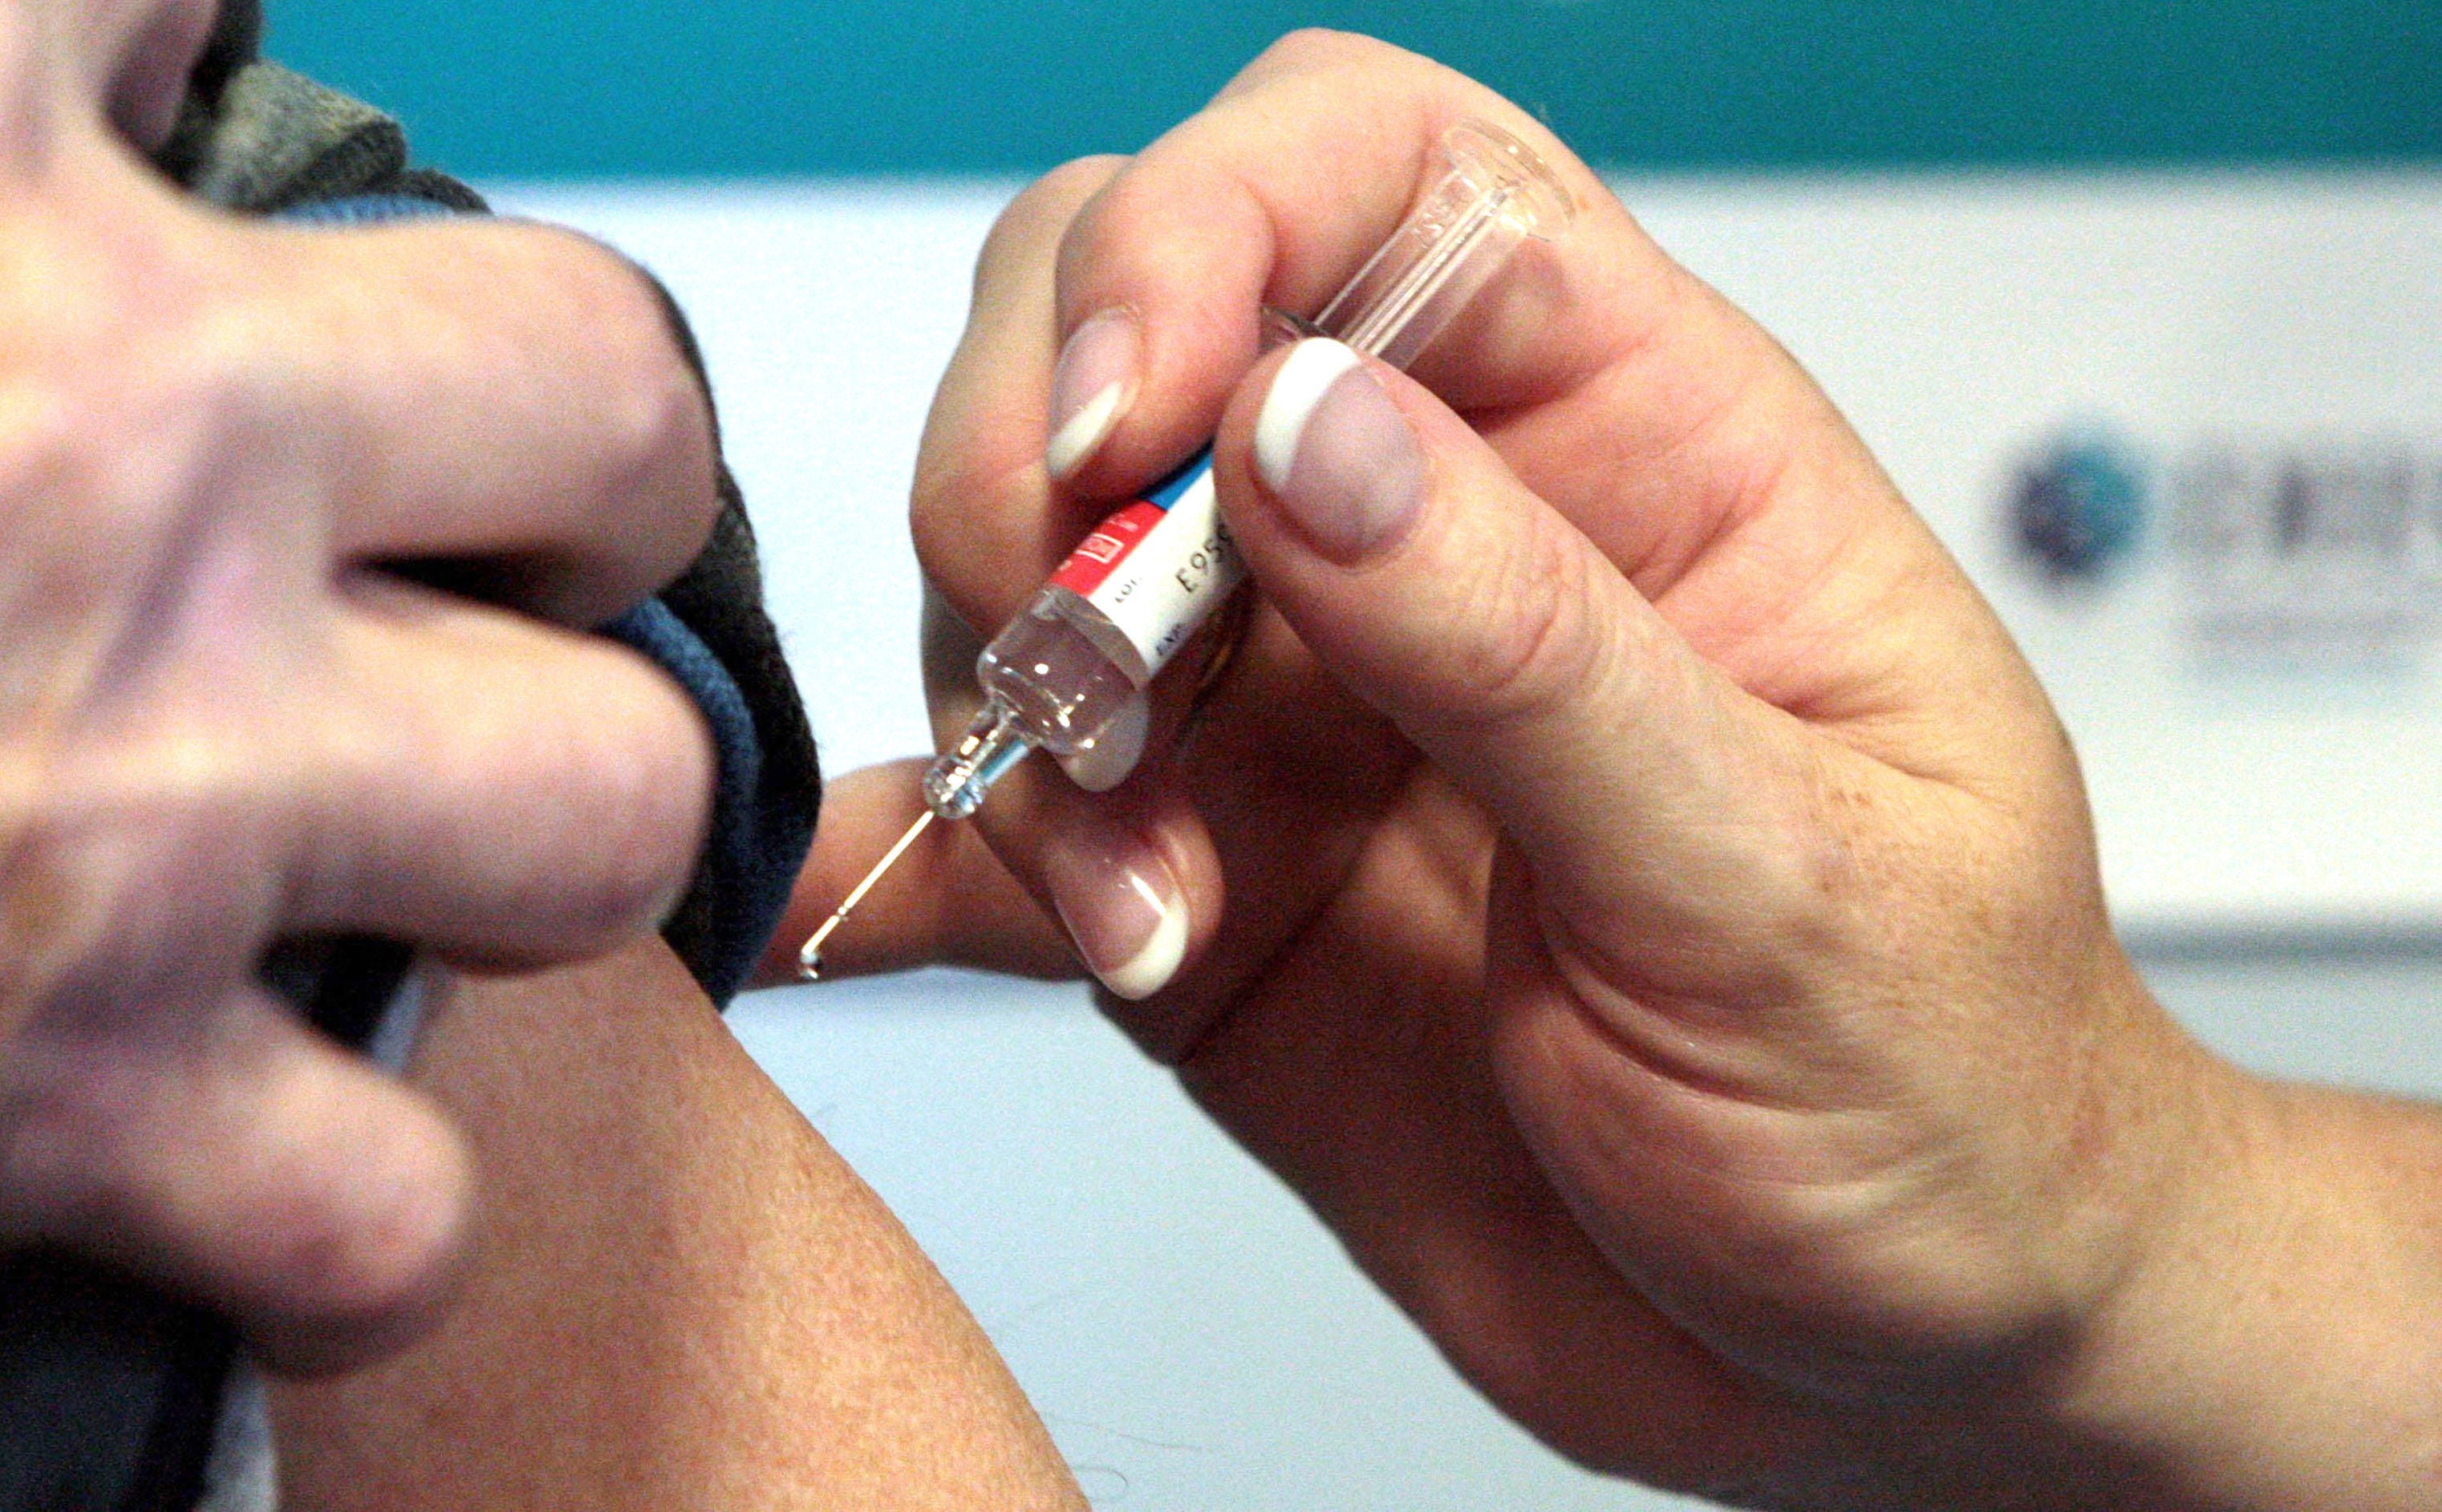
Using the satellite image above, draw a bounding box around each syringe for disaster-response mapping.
[801,120,1574,979]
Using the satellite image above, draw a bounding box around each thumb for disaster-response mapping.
[1216,338,1826,969]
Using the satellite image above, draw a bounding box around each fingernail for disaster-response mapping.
[1046,308,1142,481]
[1040,823,1186,1000]
[1054,690,1149,793]
[1254,338,1426,562]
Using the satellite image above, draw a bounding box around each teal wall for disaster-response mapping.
[264,2,2442,178]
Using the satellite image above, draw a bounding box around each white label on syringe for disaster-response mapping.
[1047,451,1246,677]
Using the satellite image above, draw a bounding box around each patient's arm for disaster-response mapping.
[267,938,1086,1511]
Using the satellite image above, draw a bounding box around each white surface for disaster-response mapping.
[505,169,2442,937]
[489,174,2442,1507]
[1627,172,2442,937]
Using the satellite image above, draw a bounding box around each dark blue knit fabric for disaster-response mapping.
[595,598,789,1002]
[268,193,459,227]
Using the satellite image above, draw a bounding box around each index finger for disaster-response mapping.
[1049,33,2020,745]
[1042,29,1628,503]
[237,211,721,627]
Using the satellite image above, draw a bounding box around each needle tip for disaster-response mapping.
[793,808,936,987]
[797,915,839,981]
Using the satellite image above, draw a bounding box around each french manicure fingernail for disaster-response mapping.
[1254,338,1426,562]
[1046,308,1142,481]
[1040,822,1186,1000]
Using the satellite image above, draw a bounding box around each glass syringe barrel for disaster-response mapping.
[923,119,1576,821]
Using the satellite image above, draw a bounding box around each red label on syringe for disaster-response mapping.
[1048,501,1164,597]
[1045,449,1245,679]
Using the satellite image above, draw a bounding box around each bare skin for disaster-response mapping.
[17,6,2436,1503]
[271,938,1088,1512]
[772,31,2442,1510]
[0,0,724,1368]
[6,7,1093,1502]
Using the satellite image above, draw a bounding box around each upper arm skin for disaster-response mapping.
[267,938,1087,1512]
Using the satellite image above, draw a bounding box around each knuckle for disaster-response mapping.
[1249,26,1397,75]
[0,379,83,527]
[1754,807,1876,983]
[0,732,280,1030]
[1231,28,1444,105]
[907,444,1005,565]
[1040,153,1130,202]
[983,155,1122,278]
[541,231,720,553]
[0,338,165,543]
[1052,162,1248,298]
[907,439,1045,628]
[0,805,106,1024]
[1448,513,1612,735]
[0,263,308,625]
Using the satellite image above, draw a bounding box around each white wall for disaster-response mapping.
[496,175,2442,1509]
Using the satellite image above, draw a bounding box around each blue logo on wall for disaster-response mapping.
[2010,430,2148,582]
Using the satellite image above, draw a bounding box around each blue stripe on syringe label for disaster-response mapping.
[1144,448,1214,509]
[1049,449,1243,677]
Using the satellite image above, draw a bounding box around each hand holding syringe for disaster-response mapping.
[802,119,1574,976]
[785,35,2358,1501]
